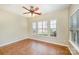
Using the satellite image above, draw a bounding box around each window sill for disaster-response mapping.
[32,34,56,39]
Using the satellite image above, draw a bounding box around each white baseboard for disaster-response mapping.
[28,37,68,47]
[69,40,79,54]
[0,34,29,47]
[0,34,68,48]
[67,45,73,55]
[0,38,27,47]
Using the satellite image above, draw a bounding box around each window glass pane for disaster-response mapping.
[42,21,47,33]
[50,20,56,37]
[38,29,42,32]
[38,21,42,28]
[50,24,56,28]
[77,31,79,47]
[43,21,47,28]
[38,29,42,34]
[50,20,56,28]
[32,22,36,29]
[72,13,77,28]
[51,28,56,31]
[43,29,47,32]
[32,22,37,33]
[33,29,37,33]
[50,20,56,24]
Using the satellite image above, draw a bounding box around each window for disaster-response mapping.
[70,9,79,49]
[38,21,42,34]
[42,21,48,35]
[50,20,56,29]
[38,21,48,36]
[32,19,56,37]
[32,22,37,34]
[50,20,56,36]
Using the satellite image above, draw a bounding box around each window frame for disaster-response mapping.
[32,19,56,37]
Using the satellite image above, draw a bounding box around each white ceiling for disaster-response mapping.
[0,4,70,17]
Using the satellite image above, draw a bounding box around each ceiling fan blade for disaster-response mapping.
[34,7,39,11]
[23,12,30,14]
[34,12,42,15]
[22,6,30,11]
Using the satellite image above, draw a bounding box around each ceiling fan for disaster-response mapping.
[22,6,42,16]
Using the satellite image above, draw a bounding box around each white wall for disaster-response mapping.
[0,8,28,46]
[27,8,69,46]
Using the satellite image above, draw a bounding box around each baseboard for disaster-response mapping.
[67,45,73,55]
[69,40,79,54]
[0,35,29,47]
[0,35,68,48]
[28,37,69,47]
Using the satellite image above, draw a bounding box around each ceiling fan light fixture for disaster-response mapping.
[22,6,42,16]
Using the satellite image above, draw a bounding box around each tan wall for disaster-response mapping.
[27,8,69,46]
[0,8,28,46]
